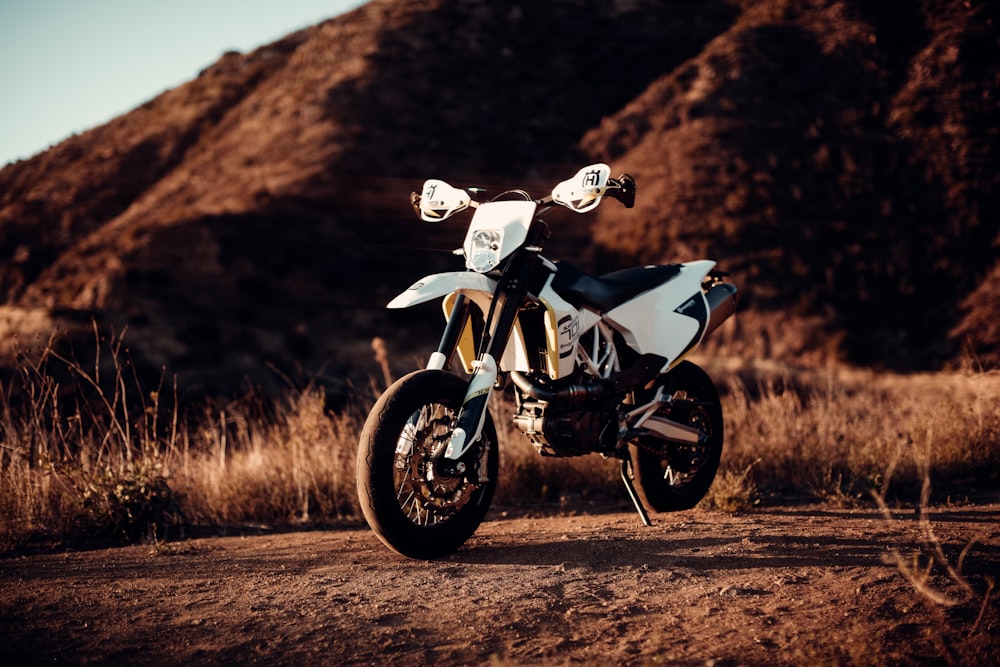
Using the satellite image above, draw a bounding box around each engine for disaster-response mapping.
[512,398,618,457]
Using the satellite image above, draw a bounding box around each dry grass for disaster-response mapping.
[1,328,178,549]
[0,329,362,552]
[869,435,998,666]
[170,387,361,529]
[712,357,1000,507]
[2,335,998,554]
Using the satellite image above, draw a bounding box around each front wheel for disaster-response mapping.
[356,370,498,559]
[628,361,723,512]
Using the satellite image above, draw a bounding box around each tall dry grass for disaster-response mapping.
[1,328,178,549]
[170,387,361,528]
[1,332,998,553]
[0,329,362,552]
[714,358,1000,506]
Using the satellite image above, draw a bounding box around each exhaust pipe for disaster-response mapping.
[511,353,666,404]
[704,283,737,337]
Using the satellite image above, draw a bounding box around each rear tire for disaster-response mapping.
[356,370,498,559]
[628,361,723,512]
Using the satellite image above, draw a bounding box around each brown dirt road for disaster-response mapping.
[2,502,998,666]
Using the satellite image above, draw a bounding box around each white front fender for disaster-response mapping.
[387,272,498,309]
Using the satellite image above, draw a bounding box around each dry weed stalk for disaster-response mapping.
[371,337,393,390]
[872,432,995,662]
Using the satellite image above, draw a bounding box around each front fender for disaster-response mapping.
[387,272,498,309]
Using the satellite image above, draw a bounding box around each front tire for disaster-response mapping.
[629,361,723,512]
[356,370,498,559]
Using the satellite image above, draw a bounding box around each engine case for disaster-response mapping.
[513,399,615,457]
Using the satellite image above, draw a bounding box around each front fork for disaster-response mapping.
[431,255,538,479]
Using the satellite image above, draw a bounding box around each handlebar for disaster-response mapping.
[411,170,637,219]
[607,173,636,209]
[536,173,636,210]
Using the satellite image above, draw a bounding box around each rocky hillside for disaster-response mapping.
[1,0,997,398]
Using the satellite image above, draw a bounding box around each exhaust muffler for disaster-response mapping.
[704,283,737,337]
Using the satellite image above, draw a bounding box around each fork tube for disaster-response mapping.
[443,253,538,464]
[429,293,471,370]
[482,251,542,358]
[441,288,521,463]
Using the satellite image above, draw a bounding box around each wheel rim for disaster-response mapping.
[643,388,717,488]
[392,402,485,526]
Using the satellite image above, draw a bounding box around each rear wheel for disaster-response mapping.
[356,370,498,559]
[628,361,723,512]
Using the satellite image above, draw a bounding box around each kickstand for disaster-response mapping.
[620,460,653,527]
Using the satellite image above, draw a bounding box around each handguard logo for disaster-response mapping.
[582,169,602,187]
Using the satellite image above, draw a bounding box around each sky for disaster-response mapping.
[0,0,367,167]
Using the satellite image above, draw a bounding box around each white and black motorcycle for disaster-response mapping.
[356,164,737,559]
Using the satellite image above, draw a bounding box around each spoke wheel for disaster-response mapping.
[629,361,723,512]
[357,370,498,559]
[395,402,478,525]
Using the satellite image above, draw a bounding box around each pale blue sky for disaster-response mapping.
[0,0,366,167]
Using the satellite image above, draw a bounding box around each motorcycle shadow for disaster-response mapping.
[448,506,1000,573]
[452,533,890,571]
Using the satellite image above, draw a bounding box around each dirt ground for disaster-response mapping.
[2,501,998,666]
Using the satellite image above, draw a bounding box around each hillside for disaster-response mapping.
[582,0,1000,369]
[1,0,997,399]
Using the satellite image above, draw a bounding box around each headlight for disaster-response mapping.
[467,229,503,273]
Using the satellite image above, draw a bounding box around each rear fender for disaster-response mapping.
[604,260,716,367]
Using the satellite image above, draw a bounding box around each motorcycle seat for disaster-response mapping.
[550,262,682,313]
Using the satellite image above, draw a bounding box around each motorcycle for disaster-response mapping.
[356,164,737,559]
